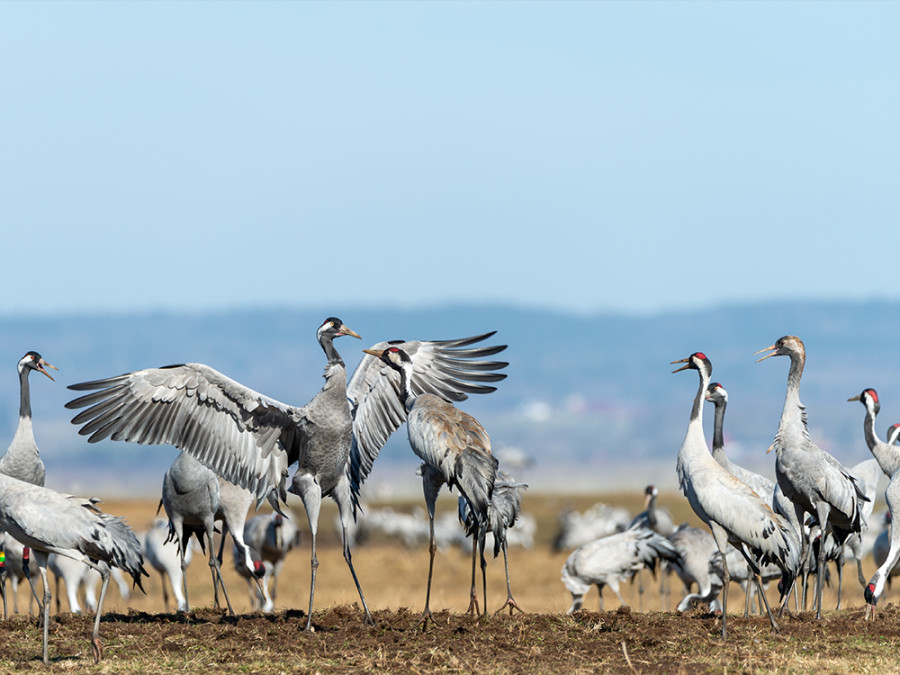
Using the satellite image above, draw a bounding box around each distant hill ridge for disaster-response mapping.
[0,300,897,496]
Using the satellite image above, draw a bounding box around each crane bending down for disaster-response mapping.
[561,525,681,612]
[756,336,868,620]
[0,473,147,664]
[65,318,507,630]
[364,345,498,628]
[673,352,799,638]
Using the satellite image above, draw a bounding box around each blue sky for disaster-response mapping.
[3,2,898,317]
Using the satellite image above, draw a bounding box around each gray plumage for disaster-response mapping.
[629,485,676,536]
[234,512,301,613]
[673,352,800,638]
[66,318,507,630]
[561,525,681,612]
[865,424,900,618]
[848,389,900,478]
[668,525,723,613]
[458,469,527,615]
[365,345,499,626]
[142,517,193,612]
[705,382,776,503]
[757,336,867,619]
[0,472,146,664]
[1,352,56,487]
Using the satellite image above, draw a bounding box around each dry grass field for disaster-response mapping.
[0,491,897,673]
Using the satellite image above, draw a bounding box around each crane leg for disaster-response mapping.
[89,565,110,664]
[336,488,374,626]
[836,558,844,610]
[813,506,831,619]
[466,537,479,616]
[420,513,439,631]
[179,538,191,613]
[292,474,322,632]
[479,535,488,617]
[0,544,7,620]
[494,540,523,616]
[22,548,43,616]
[36,556,51,665]
[206,523,234,616]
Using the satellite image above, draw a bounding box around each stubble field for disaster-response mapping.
[0,492,897,673]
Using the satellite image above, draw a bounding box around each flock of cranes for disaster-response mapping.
[4,325,900,663]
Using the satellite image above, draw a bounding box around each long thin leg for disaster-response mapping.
[814,505,831,619]
[836,556,844,610]
[753,573,779,632]
[0,543,7,620]
[205,522,233,616]
[421,513,438,630]
[418,466,443,631]
[466,536,480,616]
[336,489,374,626]
[494,539,523,615]
[180,538,190,613]
[36,556,51,665]
[22,548,43,615]
[478,533,488,617]
[90,566,110,664]
[293,474,322,632]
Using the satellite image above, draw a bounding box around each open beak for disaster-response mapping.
[754,344,778,363]
[37,359,58,381]
[338,325,362,340]
[670,358,691,374]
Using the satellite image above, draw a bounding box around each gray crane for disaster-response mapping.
[705,383,776,502]
[756,336,867,619]
[0,473,147,663]
[66,318,507,630]
[561,525,681,612]
[458,468,527,616]
[0,351,57,613]
[235,512,302,612]
[848,389,900,478]
[673,352,799,638]
[142,517,193,612]
[628,485,675,609]
[865,423,900,618]
[668,525,723,613]
[160,451,264,615]
[363,345,499,628]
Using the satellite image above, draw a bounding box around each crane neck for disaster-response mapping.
[861,404,900,477]
[689,367,708,426]
[18,365,33,422]
[395,361,417,412]
[711,398,726,452]
[777,351,808,435]
[319,334,344,367]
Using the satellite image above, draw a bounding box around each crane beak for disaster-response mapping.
[337,325,362,340]
[766,443,774,454]
[754,345,778,363]
[848,395,861,402]
[363,348,385,358]
[37,359,58,381]
[670,358,691,374]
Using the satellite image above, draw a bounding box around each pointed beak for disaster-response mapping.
[766,443,774,454]
[671,358,691,374]
[754,344,778,363]
[848,395,861,402]
[363,348,384,358]
[37,359,57,381]
[338,325,362,340]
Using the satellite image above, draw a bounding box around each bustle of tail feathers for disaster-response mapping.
[91,512,149,591]
[453,451,499,527]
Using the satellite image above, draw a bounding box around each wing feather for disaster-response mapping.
[66,363,305,505]
[346,332,508,508]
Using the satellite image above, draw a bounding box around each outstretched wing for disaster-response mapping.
[346,332,508,508]
[65,363,308,506]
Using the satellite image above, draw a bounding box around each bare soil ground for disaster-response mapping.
[0,493,896,673]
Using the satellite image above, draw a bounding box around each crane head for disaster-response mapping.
[20,351,58,381]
